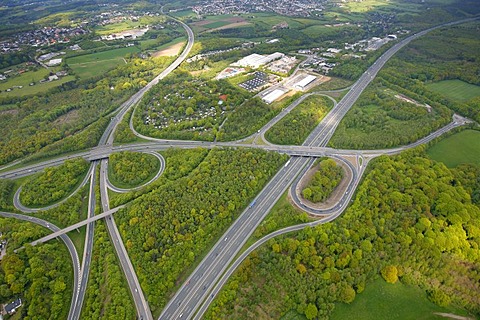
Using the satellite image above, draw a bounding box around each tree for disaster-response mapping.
[304,303,318,320]
[381,265,398,284]
[341,286,356,303]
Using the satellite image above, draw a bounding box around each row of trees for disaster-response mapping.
[19,158,89,207]
[0,218,72,319]
[302,158,344,203]
[114,148,287,314]
[265,95,333,145]
[109,151,160,188]
[206,147,480,319]
[0,180,14,211]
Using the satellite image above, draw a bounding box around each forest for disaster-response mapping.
[19,158,89,207]
[108,151,160,188]
[265,95,333,145]
[217,98,276,141]
[113,148,287,315]
[302,158,344,203]
[206,147,480,319]
[0,218,72,319]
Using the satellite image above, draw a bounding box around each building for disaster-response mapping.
[46,58,62,66]
[294,75,316,90]
[232,52,285,69]
[262,89,286,104]
[4,298,22,315]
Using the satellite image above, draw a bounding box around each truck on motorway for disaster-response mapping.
[284,159,291,167]
[249,200,256,208]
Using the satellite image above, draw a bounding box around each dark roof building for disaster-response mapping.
[4,298,22,315]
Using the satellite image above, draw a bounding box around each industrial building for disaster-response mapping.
[294,75,316,90]
[232,52,285,69]
[262,89,286,104]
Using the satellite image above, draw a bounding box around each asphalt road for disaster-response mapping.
[71,165,96,320]
[12,164,95,213]
[288,155,358,216]
[0,16,477,320]
[100,159,153,320]
[159,156,309,320]
[160,17,480,320]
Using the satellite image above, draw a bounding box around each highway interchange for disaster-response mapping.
[0,14,478,320]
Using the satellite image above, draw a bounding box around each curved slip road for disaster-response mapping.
[105,151,165,193]
[13,164,95,213]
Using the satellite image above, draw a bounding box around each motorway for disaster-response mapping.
[72,165,96,320]
[0,16,477,320]
[159,17,479,320]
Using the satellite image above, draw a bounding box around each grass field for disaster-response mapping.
[427,130,480,167]
[66,47,139,78]
[331,279,468,320]
[0,68,75,97]
[427,79,480,102]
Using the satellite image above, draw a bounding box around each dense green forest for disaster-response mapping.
[114,148,287,315]
[207,148,480,319]
[329,78,452,149]
[109,148,210,207]
[19,158,89,207]
[302,158,344,203]
[34,184,89,229]
[0,218,72,319]
[217,98,276,141]
[108,152,160,188]
[265,95,333,145]
[0,180,14,211]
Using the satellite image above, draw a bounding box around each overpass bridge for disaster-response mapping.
[29,206,124,247]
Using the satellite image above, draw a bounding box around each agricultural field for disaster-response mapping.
[427,130,480,167]
[66,46,140,79]
[191,15,251,33]
[150,37,186,57]
[0,67,75,97]
[427,80,480,102]
[331,279,467,320]
[93,15,165,35]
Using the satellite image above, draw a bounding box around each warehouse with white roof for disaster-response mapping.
[262,89,286,104]
[294,75,316,90]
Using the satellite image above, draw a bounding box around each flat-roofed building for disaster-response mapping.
[262,89,286,104]
[294,75,316,90]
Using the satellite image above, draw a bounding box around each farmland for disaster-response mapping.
[427,79,480,102]
[427,130,480,167]
[66,47,140,79]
